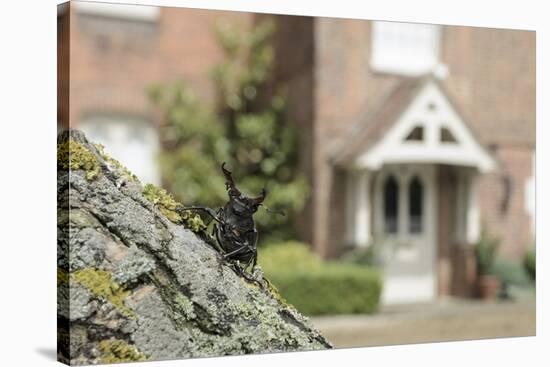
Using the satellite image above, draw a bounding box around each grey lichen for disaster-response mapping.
[112,247,156,287]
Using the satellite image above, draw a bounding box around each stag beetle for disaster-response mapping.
[176,162,283,277]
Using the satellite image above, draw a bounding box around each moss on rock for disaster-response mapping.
[58,267,69,287]
[57,139,101,180]
[98,338,148,364]
[142,183,182,222]
[142,183,207,233]
[72,268,134,318]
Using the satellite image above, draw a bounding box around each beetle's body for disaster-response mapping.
[214,204,258,265]
[177,162,267,274]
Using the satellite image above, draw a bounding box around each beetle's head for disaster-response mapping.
[221,162,266,216]
[229,188,266,216]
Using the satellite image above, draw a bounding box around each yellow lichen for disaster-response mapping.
[142,183,207,232]
[57,139,101,180]
[263,277,292,309]
[98,339,148,363]
[143,183,182,222]
[71,268,134,318]
[57,267,69,287]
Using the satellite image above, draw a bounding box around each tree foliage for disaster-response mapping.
[148,19,309,244]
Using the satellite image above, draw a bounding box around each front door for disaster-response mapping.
[373,164,437,304]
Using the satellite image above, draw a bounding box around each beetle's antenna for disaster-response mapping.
[260,204,285,216]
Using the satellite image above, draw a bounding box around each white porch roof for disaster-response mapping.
[334,77,497,173]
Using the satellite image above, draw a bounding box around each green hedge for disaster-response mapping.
[259,241,322,274]
[259,242,383,315]
[267,264,382,315]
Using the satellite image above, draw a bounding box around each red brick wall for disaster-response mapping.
[271,15,316,245]
[441,26,536,261]
[442,27,535,147]
[57,5,70,127]
[478,146,534,260]
[66,5,252,128]
[307,19,535,260]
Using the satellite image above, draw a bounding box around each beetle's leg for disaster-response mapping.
[252,250,258,269]
[176,206,225,225]
[222,244,250,259]
[214,224,227,253]
[231,261,261,284]
[242,250,256,272]
[205,223,224,254]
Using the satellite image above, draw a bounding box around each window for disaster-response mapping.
[371,21,441,76]
[404,126,424,142]
[383,175,399,233]
[440,127,457,143]
[79,115,160,184]
[408,176,424,233]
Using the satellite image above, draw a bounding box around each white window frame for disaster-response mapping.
[79,114,161,185]
[370,21,442,76]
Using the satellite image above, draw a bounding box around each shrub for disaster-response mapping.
[493,258,531,287]
[475,230,500,275]
[258,241,322,274]
[524,247,536,281]
[148,19,309,245]
[267,264,382,315]
[340,244,383,268]
[259,242,383,315]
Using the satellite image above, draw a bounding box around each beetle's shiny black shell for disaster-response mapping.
[215,205,258,263]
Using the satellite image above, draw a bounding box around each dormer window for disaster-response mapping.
[405,126,424,142]
[440,127,457,143]
[370,21,441,76]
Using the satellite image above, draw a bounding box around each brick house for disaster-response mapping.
[58,2,535,304]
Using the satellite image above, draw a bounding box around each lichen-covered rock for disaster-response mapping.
[57,129,332,365]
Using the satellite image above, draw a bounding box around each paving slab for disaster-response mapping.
[310,298,536,348]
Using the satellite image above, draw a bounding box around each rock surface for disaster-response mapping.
[57,129,332,365]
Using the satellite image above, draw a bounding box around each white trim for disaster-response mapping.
[345,172,356,245]
[525,151,536,235]
[75,1,160,22]
[346,171,372,247]
[355,171,371,246]
[466,172,481,244]
[355,80,496,173]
